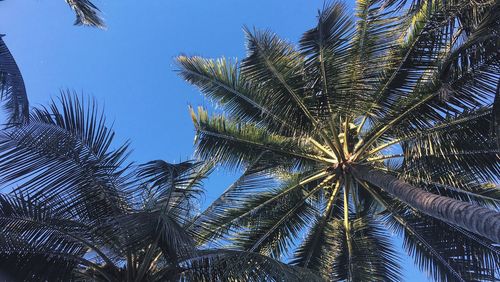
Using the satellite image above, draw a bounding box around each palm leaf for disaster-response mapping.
[299,1,354,118]
[176,56,303,136]
[190,169,329,247]
[232,175,331,259]
[0,193,118,280]
[190,107,330,169]
[0,93,131,220]
[366,1,499,141]
[173,249,323,282]
[316,217,401,282]
[65,0,105,29]
[242,27,319,130]
[136,160,211,224]
[0,35,29,125]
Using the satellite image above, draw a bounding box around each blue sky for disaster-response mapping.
[0,1,431,280]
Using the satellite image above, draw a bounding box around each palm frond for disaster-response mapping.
[343,0,402,116]
[385,207,500,281]
[94,210,196,262]
[291,214,337,278]
[0,193,118,280]
[291,180,342,275]
[190,107,330,170]
[136,160,211,224]
[232,175,333,259]
[357,0,441,127]
[398,109,499,200]
[173,249,323,282]
[187,152,277,245]
[65,0,105,29]
[0,35,29,125]
[299,1,354,118]
[0,92,131,220]
[242,27,320,130]
[367,1,499,140]
[189,169,329,247]
[176,56,305,137]
[311,217,401,282]
[0,253,80,281]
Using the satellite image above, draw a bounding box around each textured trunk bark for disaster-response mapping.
[351,164,500,243]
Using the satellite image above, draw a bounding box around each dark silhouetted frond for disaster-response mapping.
[65,0,105,28]
[0,36,29,125]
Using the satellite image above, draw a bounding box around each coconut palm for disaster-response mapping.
[0,94,321,281]
[178,0,500,281]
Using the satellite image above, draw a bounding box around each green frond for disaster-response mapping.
[191,107,329,170]
[357,0,437,128]
[364,2,499,141]
[176,56,302,136]
[0,193,115,280]
[343,0,403,116]
[187,153,278,245]
[291,180,342,270]
[95,210,196,262]
[367,107,493,156]
[242,27,320,129]
[0,252,80,281]
[399,109,499,195]
[299,1,354,117]
[291,215,337,277]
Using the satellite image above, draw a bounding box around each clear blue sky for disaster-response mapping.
[0,1,430,280]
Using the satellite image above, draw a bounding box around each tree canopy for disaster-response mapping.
[179,0,500,281]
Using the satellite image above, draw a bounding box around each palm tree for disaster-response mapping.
[0,94,321,281]
[178,0,500,281]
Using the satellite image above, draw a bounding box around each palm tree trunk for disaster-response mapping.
[351,164,500,243]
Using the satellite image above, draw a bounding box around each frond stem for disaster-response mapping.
[198,129,335,164]
[303,180,342,267]
[343,176,353,281]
